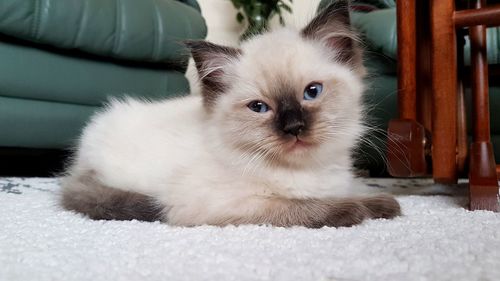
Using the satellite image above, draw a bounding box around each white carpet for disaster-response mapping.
[1,177,499,281]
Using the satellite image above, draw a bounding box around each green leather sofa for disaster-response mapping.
[332,0,500,174]
[0,0,206,150]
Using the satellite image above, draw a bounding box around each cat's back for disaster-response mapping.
[81,94,204,145]
[73,95,207,192]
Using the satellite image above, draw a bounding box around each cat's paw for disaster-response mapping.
[318,201,370,228]
[309,195,401,228]
[361,194,401,220]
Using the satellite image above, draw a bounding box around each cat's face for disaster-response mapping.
[188,1,365,168]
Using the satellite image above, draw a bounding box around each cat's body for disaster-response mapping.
[61,1,401,227]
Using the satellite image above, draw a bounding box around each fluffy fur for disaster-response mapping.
[61,1,401,227]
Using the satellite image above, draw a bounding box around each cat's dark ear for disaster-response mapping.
[301,0,358,64]
[185,40,241,108]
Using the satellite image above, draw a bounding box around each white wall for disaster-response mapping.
[196,0,244,46]
[186,0,322,92]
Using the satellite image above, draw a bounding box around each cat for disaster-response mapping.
[60,0,401,228]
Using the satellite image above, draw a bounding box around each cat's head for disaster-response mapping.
[186,1,365,169]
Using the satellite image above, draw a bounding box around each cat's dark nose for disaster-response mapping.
[276,97,307,136]
[282,120,305,136]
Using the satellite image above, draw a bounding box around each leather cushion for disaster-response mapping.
[0,95,96,148]
[0,40,190,106]
[0,0,207,65]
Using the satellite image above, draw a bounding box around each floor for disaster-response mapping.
[1,177,499,281]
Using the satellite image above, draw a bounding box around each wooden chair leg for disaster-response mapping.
[396,0,417,120]
[430,0,458,184]
[387,0,429,177]
[468,0,499,212]
[457,31,468,174]
[416,0,433,134]
[387,120,428,177]
[457,82,468,174]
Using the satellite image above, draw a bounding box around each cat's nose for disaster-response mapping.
[282,120,305,136]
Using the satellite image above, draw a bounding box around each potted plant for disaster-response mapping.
[229,0,293,40]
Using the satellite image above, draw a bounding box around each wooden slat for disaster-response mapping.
[454,4,500,27]
[430,0,458,183]
[470,22,491,142]
[416,0,433,132]
[468,0,499,212]
[457,32,467,174]
[396,0,417,120]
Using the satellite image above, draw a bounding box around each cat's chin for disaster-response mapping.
[274,137,327,167]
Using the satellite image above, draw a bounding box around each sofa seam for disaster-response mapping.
[73,0,88,48]
[112,0,123,56]
[0,94,99,108]
[30,0,41,39]
[151,0,162,61]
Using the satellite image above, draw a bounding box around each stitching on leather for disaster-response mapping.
[30,0,41,39]
[152,0,162,60]
[73,0,88,47]
[112,0,122,55]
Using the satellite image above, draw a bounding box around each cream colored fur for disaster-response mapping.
[61,4,392,226]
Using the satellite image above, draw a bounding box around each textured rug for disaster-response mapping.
[1,177,499,281]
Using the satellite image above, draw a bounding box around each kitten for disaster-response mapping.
[60,1,401,228]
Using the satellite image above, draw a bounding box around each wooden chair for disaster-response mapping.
[387,0,500,211]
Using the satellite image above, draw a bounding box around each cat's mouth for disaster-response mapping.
[286,137,313,152]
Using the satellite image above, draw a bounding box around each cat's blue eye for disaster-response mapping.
[247,100,270,113]
[303,82,323,100]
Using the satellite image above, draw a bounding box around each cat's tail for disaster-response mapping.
[60,172,165,222]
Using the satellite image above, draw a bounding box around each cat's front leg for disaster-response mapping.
[195,194,401,228]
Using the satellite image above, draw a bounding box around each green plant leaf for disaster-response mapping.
[229,0,293,40]
[236,12,245,23]
[278,2,292,13]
